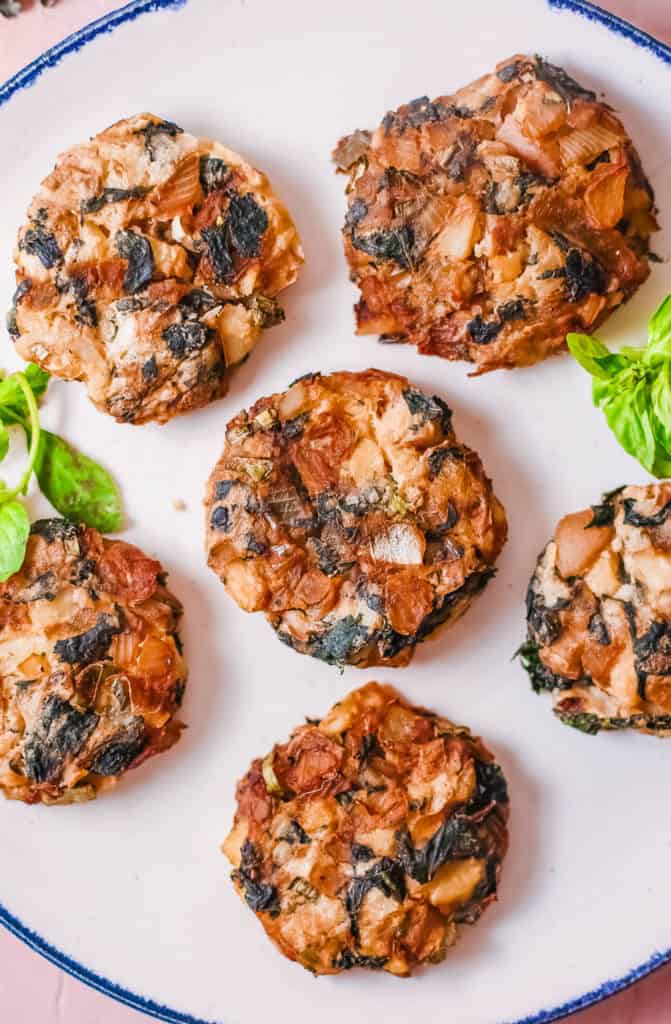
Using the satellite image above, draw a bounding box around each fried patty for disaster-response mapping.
[334,55,657,373]
[0,519,186,804]
[521,484,671,735]
[10,113,303,424]
[205,370,506,668]
[223,682,509,976]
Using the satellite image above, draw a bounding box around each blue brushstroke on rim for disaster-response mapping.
[0,0,187,107]
[0,0,670,1022]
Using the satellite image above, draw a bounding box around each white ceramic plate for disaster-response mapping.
[0,2,670,1022]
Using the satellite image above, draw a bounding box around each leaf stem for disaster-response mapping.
[7,372,41,499]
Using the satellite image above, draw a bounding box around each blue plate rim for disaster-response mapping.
[0,0,670,1021]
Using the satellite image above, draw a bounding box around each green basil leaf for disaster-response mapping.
[34,430,123,532]
[0,365,50,426]
[651,362,671,455]
[0,424,10,464]
[645,294,671,362]
[0,499,29,582]
[600,383,657,473]
[567,333,614,378]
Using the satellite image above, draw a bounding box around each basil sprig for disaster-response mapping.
[0,365,122,581]
[568,294,671,477]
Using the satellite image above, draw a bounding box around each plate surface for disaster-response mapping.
[0,2,670,1022]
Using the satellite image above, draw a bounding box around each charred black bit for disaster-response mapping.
[497,298,526,322]
[497,60,522,83]
[142,356,159,382]
[81,187,149,217]
[20,224,62,269]
[533,56,596,106]
[115,230,155,294]
[588,611,610,645]
[623,497,671,528]
[345,198,368,230]
[12,279,31,303]
[227,193,269,258]
[345,857,406,942]
[416,569,495,643]
[312,539,353,578]
[588,501,617,528]
[518,170,555,204]
[54,612,122,665]
[467,314,502,345]
[331,950,387,971]
[425,501,458,539]
[247,294,285,329]
[6,308,19,339]
[428,446,464,480]
[30,518,80,542]
[200,225,234,281]
[351,225,415,269]
[383,96,450,133]
[634,620,671,692]
[15,572,57,603]
[396,816,481,885]
[402,389,452,432]
[357,733,384,763]
[23,695,98,783]
[163,321,212,359]
[586,150,612,171]
[67,275,98,328]
[234,839,280,915]
[215,479,236,501]
[199,156,229,194]
[444,133,477,182]
[210,506,230,531]
[564,248,606,302]
[282,413,309,441]
[179,288,218,314]
[351,842,374,863]
[136,119,184,160]
[247,536,267,556]
[7,278,31,336]
[282,820,310,845]
[526,578,567,647]
[88,717,146,776]
[309,616,369,665]
[467,760,509,813]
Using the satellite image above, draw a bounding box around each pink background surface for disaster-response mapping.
[1,1,670,1021]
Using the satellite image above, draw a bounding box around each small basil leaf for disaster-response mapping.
[651,362,671,455]
[34,431,123,532]
[645,294,671,362]
[600,385,656,473]
[0,365,50,426]
[0,424,10,464]
[0,499,29,582]
[567,332,613,378]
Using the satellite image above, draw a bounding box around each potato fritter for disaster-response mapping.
[205,370,506,668]
[10,113,303,424]
[223,682,509,976]
[0,519,186,804]
[334,55,657,373]
[522,484,671,735]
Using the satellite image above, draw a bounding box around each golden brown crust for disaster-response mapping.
[0,519,187,804]
[205,370,506,667]
[223,682,509,975]
[11,114,303,424]
[335,55,657,373]
[524,483,671,735]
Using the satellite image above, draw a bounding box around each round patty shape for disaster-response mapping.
[223,682,509,976]
[334,54,658,373]
[10,113,303,424]
[0,519,187,804]
[522,483,671,736]
[205,369,506,668]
